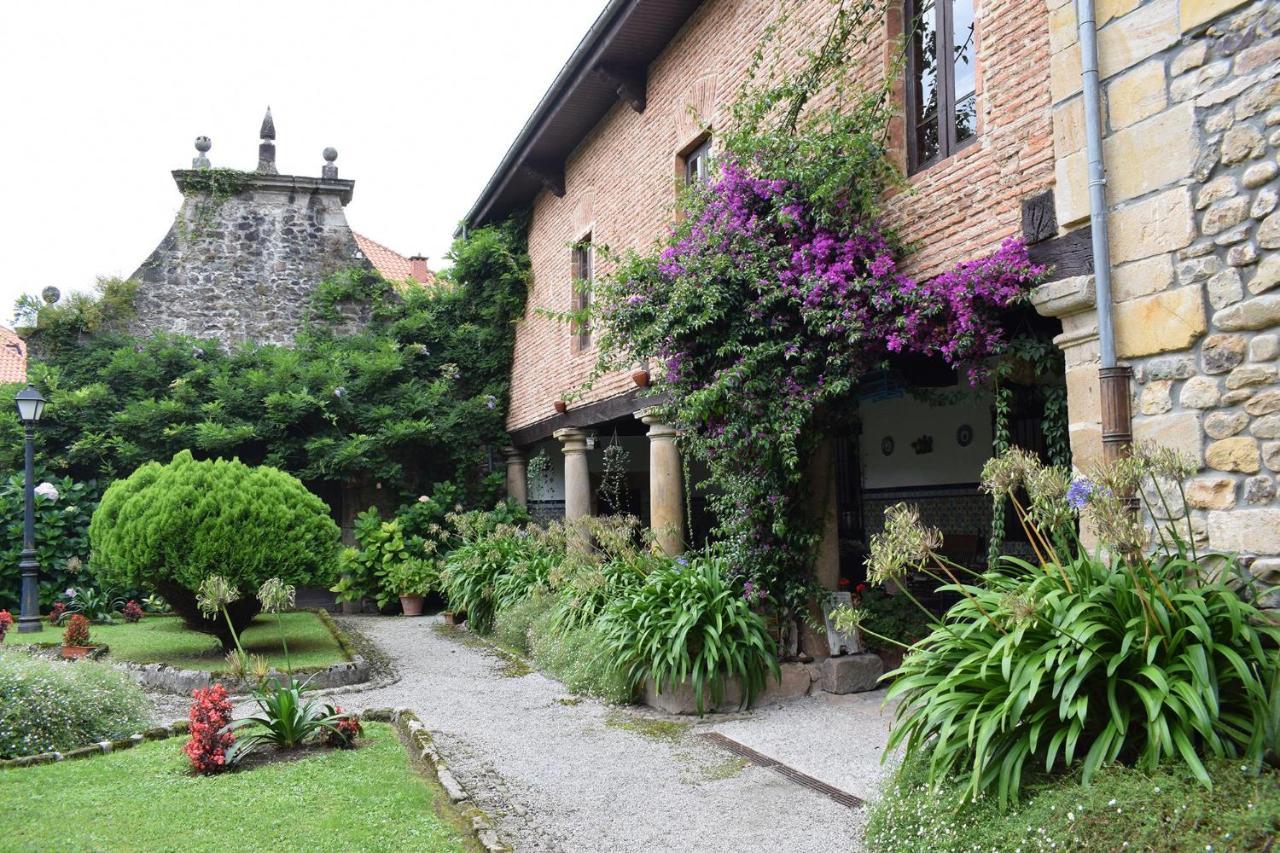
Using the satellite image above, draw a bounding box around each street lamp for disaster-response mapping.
[14,384,46,633]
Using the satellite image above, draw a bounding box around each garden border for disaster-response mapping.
[106,609,375,696]
[366,707,510,853]
[0,719,189,770]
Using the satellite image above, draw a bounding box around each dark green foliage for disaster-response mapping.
[0,650,151,759]
[0,473,96,610]
[858,586,933,651]
[528,605,635,704]
[227,678,344,757]
[441,527,532,635]
[88,451,340,644]
[866,749,1280,852]
[885,548,1280,807]
[600,553,781,714]
[3,217,530,510]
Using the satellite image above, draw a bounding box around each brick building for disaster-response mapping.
[462,0,1280,620]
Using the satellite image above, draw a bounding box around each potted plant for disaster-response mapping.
[387,558,437,617]
[553,399,568,414]
[631,361,651,387]
[61,613,94,659]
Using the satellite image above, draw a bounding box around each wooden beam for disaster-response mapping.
[1020,190,1057,244]
[509,388,671,447]
[593,63,647,113]
[520,161,565,198]
[1028,224,1094,280]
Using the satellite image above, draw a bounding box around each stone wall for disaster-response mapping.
[130,172,371,347]
[1038,0,1280,574]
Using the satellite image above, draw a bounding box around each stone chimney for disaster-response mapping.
[409,256,431,283]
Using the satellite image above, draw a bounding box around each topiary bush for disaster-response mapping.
[88,451,340,648]
[0,650,152,758]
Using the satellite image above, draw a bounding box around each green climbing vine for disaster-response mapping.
[177,168,255,241]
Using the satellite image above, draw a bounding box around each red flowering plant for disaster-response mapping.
[0,609,12,642]
[185,684,236,774]
[121,599,143,623]
[62,613,91,647]
[322,705,363,749]
[578,4,1046,619]
[48,601,66,625]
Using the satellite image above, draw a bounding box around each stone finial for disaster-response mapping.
[259,107,276,141]
[257,106,277,175]
[192,136,211,169]
[322,147,338,179]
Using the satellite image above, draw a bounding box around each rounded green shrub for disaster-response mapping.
[0,650,152,758]
[88,451,340,646]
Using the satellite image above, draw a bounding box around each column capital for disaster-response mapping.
[502,445,526,463]
[553,427,590,454]
[635,407,677,440]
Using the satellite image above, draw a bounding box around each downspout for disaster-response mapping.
[1076,0,1133,462]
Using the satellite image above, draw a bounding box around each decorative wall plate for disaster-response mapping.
[956,424,973,447]
[881,436,894,456]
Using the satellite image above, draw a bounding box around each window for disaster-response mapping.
[571,235,593,350]
[906,0,976,172]
[683,136,712,184]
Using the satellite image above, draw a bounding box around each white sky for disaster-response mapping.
[0,0,606,325]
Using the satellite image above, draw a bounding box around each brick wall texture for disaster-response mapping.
[508,0,1056,433]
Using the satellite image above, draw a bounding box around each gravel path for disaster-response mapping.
[331,614,871,852]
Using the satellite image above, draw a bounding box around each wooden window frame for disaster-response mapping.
[571,235,593,352]
[682,136,713,185]
[905,0,977,174]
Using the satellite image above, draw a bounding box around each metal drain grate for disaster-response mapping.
[700,732,863,809]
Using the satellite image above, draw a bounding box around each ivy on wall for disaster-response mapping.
[1,216,531,510]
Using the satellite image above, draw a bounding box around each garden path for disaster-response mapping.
[331,614,891,852]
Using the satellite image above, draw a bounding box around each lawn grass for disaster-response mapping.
[0,723,467,852]
[14,612,346,671]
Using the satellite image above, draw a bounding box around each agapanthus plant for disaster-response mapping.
[849,445,1280,808]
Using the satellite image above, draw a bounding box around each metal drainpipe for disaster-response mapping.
[1076,0,1133,463]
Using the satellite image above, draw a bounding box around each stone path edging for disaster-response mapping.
[367,707,510,853]
[0,719,189,770]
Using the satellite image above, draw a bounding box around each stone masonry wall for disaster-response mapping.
[130,176,370,347]
[1040,0,1280,576]
[510,0,1054,433]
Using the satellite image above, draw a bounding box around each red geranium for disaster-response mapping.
[0,609,13,642]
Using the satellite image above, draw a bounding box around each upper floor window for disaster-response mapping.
[571,235,593,351]
[684,136,712,184]
[906,0,976,173]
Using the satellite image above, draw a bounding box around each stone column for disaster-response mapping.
[637,409,685,555]
[503,446,528,507]
[1031,275,1103,472]
[554,428,592,521]
[801,438,841,658]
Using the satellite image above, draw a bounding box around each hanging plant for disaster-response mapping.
[597,433,630,516]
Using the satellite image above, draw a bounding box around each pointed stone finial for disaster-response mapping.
[321,147,338,179]
[260,107,276,141]
[192,136,212,169]
[257,107,277,175]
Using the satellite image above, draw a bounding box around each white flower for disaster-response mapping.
[418,495,429,503]
[34,482,59,502]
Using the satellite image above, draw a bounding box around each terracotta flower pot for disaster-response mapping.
[631,368,651,387]
[399,595,425,617]
[442,610,465,626]
[61,645,94,660]
[554,400,568,414]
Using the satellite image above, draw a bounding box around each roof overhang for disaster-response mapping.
[458,0,704,233]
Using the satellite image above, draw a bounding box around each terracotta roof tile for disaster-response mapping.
[353,233,435,286]
[0,327,26,385]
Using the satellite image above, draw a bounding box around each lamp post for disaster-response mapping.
[14,384,46,633]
